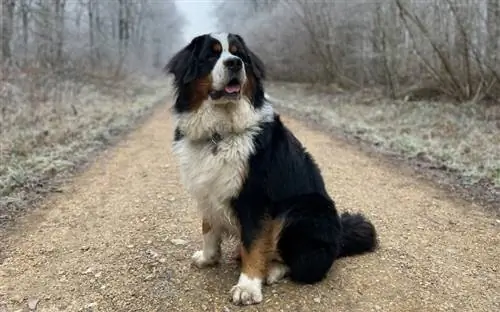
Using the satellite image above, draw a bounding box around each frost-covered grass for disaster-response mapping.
[0,66,171,221]
[268,81,500,188]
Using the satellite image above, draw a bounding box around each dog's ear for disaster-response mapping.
[235,34,266,80]
[165,35,206,84]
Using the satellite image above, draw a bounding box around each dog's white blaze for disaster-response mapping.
[211,32,230,50]
[231,273,263,305]
[209,32,246,92]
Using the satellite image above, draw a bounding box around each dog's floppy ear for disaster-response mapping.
[235,34,266,80]
[165,35,205,84]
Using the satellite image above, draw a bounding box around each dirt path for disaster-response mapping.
[0,104,499,312]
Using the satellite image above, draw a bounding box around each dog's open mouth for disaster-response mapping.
[224,78,241,94]
[210,78,242,100]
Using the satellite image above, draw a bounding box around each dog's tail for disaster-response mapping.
[338,212,378,258]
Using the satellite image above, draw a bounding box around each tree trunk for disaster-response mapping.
[54,0,66,63]
[1,0,15,61]
[88,0,94,67]
[20,0,29,62]
[487,0,500,64]
[94,0,101,62]
[118,0,125,56]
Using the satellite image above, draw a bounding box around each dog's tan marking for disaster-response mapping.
[243,72,256,102]
[189,75,212,111]
[240,218,285,279]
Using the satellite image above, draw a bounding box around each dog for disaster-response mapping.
[165,32,378,306]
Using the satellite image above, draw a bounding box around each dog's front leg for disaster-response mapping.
[192,218,222,268]
[230,238,267,305]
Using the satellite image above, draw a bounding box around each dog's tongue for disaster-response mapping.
[224,85,241,93]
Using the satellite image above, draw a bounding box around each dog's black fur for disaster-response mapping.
[166,33,378,285]
[231,116,378,283]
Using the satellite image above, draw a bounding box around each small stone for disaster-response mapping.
[496,219,500,224]
[94,272,102,278]
[85,302,97,309]
[12,295,24,303]
[27,298,39,310]
[168,197,176,202]
[223,307,231,312]
[201,304,208,310]
[158,258,167,263]
[80,246,90,251]
[313,297,321,303]
[146,240,153,245]
[82,267,93,275]
[170,239,188,246]
[146,249,159,258]
[127,244,134,249]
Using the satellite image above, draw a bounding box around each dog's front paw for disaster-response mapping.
[230,274,263,305]
[191,250,219,268]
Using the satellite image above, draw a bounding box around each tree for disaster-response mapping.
[1,0,15,61]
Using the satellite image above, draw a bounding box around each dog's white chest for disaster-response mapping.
[173,133,255,230]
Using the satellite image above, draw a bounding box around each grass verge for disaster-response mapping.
[0,73,171,226]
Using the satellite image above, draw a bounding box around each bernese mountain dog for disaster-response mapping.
[165,32,378,306]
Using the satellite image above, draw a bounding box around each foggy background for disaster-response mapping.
[1,0,499,218]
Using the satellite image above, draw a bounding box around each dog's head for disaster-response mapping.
[165,33,266,113]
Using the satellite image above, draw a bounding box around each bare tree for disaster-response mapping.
[486,0,500,63]
[1,0,15,61]
[215,0,500,102]
[54,0,65,62]
[0,0,184,72]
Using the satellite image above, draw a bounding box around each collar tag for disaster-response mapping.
[210,132,223,155]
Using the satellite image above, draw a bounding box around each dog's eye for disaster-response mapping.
[213,43,222,53]
[229,45,238,54]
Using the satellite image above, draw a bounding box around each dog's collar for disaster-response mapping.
[176,128,224,155]
[205,132,224,155]
[209,132,223,146]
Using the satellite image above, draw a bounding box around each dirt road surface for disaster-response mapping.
[1,104,499,312]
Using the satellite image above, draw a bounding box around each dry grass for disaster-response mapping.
[0,66,171,223]
[267,81,500,189]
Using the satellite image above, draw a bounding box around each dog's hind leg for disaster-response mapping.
[265,261,289,285]
[276,194,341,284]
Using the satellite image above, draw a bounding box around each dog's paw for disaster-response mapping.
[230,274,263,305]
[266,262,289,285]
[191,250,219,268]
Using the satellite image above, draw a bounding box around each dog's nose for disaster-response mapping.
[224,57,242,72]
